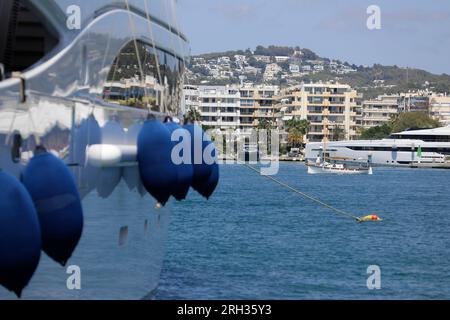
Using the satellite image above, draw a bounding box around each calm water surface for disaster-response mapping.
[157,163,450,299]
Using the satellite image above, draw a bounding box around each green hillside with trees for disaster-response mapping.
[190,45,450,99]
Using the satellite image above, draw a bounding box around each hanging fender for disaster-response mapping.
[184,123,212,183]
[165,120,193,201]
[194,160,219,200]
[22,148,84,266]
[137,118,178,206]
[0,170,41,298]
[184,123,219,199]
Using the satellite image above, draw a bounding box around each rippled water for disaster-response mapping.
[156,162,450,299]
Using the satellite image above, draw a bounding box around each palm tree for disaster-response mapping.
[285,118,310,147]
[257,118,272,130]
[330,124,345,141]
[186,108,202,123]
[287,127,304,147]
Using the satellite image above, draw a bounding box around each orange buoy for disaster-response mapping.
[358,214,383,222]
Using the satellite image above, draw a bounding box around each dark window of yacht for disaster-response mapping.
[0,1,59,77]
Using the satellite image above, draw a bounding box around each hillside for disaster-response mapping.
[186,45,450,99]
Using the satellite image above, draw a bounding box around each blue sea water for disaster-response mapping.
[156,162,450,299]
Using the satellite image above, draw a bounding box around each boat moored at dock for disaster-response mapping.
[306,162,373,175]
[305,126,450,168]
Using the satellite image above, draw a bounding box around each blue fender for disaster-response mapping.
[184,124,219,199]
[0,171,41,297]
[137,119,178,205]
[165,122,193,201]
[194,161,219,200]
[184,124,212,184]
[22,151,83,266]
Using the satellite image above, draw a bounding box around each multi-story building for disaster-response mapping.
[239,84,279,133]
[183,84,279,132]
[398,91,432,113]
[276,82,361,142]
[429,95,450,125]
[197,85,240,130]
[182,84,200,115]
[360,95,399,128]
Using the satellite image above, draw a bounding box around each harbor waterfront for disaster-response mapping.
[157,162,450,299]
[1,0,450,306]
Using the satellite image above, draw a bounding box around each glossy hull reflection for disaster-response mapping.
[0,0,188,299]
[0,95,171,300]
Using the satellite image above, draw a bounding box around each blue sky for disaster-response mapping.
[177,0,450,74]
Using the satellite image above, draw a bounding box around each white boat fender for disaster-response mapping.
[86,144,137,167]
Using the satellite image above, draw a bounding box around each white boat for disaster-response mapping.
[0,0,189,300]
[238,143,260,162]
[305,126,450,168]
[307,161,373,175]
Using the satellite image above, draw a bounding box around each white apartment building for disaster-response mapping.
[274,56,289,63]
[361,95,399,128]
[254,55,271,63]
[234,55,247,63]
[182,85,200,115]
[302,65,311,72]
[289,64,300,73]
[197,85,240,130]
[218,56,231,64]
[183,84,280,132]
[313,65,324,71]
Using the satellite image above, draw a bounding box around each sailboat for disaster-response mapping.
[306,129,373,175]
[307,159,373,175]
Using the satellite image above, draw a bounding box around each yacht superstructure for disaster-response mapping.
[305,126,450,168]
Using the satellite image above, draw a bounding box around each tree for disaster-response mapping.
[186,108,202,122]
[286,119,310,134]
[248,56,266,69]
[257,118,273,130]
[287,128,304,147]
[329,124,346,141]
[285,119,310,147]
[359,112,441,139]
[390,111,441,133]
[359,123,392,139]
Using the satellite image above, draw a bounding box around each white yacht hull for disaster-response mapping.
[305,138,450,168]
[0,0,188,299]
[307,164,372,175]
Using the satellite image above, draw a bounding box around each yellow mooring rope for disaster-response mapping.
[239,162,369,222]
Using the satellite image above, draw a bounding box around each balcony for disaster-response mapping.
[307,101,325,106]
[220,113,239,117]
